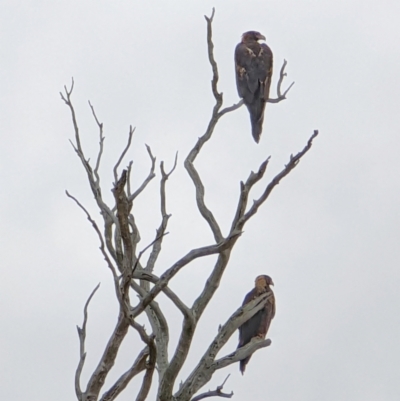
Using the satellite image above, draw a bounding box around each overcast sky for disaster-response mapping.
[1,1,400,400]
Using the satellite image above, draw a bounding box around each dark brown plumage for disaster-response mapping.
[234,31,273,143]
[237,275,275,374]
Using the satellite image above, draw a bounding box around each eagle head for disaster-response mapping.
[242,31,266,42]
[255,274,274,292]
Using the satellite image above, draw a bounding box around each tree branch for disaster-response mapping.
[99,347,149,401]
[124,322,157,401]
[130,279,170,379]
[133,271,191,318]
[75,283,100,401]
[131,231,241,319]
[212,338,271,371]
[184,8,224,243]
[84,312,130,401]
[135,336,157,401]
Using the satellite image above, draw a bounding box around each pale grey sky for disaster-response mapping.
[1,1,400,400]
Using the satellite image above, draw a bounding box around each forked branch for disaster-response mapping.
[191,374,233,401]
[218,59,295,116]
[268,59,295,103]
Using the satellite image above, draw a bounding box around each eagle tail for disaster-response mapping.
[239,355,252,375]
[246,101,266,143]
[251,118,263,143]
[237,341,253,375]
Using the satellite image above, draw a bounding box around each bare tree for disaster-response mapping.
[61,9,318,401]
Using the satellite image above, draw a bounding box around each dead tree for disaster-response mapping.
[61,9,318,401]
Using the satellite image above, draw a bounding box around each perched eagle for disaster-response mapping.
[234,31,273,143]
[237,274,275,374]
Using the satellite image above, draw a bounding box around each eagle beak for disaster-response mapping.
[258,34,266,41]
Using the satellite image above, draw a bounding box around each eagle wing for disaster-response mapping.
[238,288,261,347]
[234,42,273,143]
[259,290,275,338]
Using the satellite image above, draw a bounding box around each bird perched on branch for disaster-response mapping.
[237,274,275,374]
[234,31,273,143]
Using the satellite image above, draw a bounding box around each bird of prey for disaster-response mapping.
[234,31,273,143]
[237,274,275,374]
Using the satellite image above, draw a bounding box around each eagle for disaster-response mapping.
[237,274,275,374]
[234,31,273,143]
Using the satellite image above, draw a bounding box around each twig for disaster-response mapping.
[268,59,295,103]
[160,152,178,213]
[88,101,105,184]
[218,100,244,117]
[75,283,100,400]
[126,160,134,196]
[146,153,178,273]
[66,191,118,281]
[191,374,233,401]
[204,8,221,102]
[113,126,135,184]
[134,231,169,274]
[129,144,156,202]
[60,78,82,152]
[230,157,271,231]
